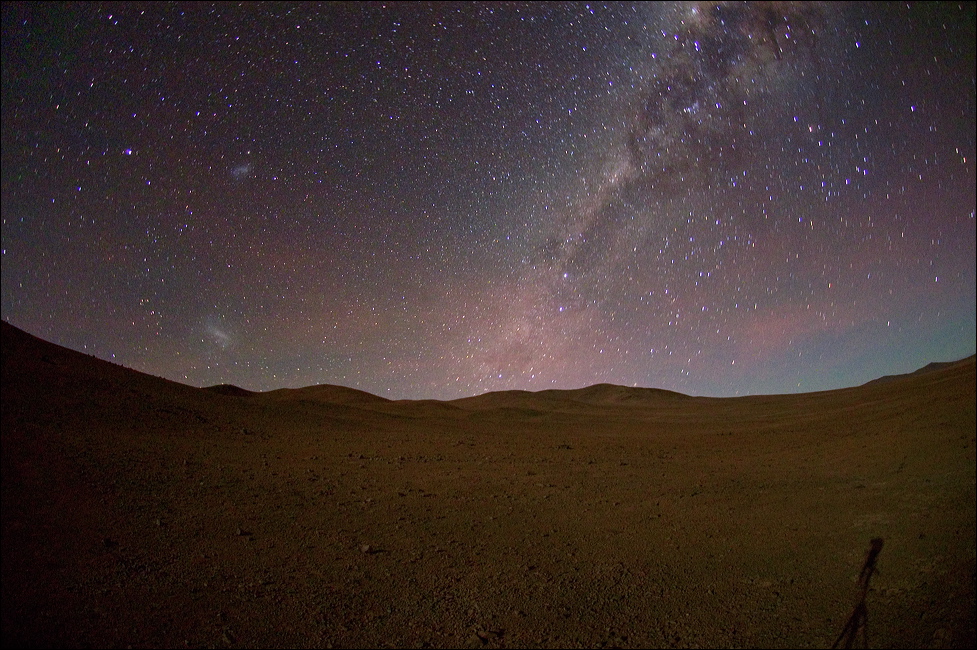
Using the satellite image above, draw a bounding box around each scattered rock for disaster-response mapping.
[475,628,504,644]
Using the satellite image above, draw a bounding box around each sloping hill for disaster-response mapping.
[260,383,392,406]
[864,355,976,386]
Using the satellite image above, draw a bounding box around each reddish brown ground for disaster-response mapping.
[2,321,974,648]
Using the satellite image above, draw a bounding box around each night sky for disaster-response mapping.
[2,2,975,400]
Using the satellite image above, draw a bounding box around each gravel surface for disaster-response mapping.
[3,321,974,648]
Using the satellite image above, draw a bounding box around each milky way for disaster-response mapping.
[2,2,974,399]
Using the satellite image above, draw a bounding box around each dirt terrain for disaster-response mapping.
[2,320,974,648]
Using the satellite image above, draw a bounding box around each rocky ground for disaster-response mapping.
[2,321,974,648]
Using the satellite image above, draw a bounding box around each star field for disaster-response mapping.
[2,2,974,399]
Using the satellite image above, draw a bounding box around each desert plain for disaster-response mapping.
[2,320,974,648]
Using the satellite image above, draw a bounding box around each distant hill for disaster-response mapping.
[862,356,977,386]
[204,384,256,397]
[2,319,973,405]
[259,383,392,406]
[448,383,690,415]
